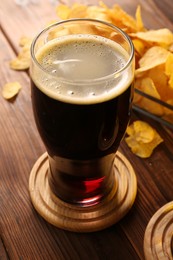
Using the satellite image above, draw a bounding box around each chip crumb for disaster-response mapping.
[2,82,22,100]
[125,120,163,158]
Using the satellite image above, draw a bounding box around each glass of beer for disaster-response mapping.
[30,19,135,207]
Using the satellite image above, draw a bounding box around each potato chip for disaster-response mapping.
[2,82,22,100]
[135,5,145,32]
[135,77,164,116]
[146,65,171,101]
[133,120,155,143]
[135,46,169,75]
[132,39,146,57]
[10,36,31,70]
[125,120,163,158]
[19,36,32,47]
[133,79,143,103]
[127,121,155,143]
[168,73,173,89]
[57,3,87,19]
[165,53,173,76]
[56,4,71,20]
[10,53,30,70]
[130,28,173,47]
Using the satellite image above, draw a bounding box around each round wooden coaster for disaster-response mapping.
[29,151,137,232]
[144,201,173,260]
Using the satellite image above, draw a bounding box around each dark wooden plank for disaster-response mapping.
[0,237,9,260]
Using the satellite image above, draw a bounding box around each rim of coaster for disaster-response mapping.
[29,151,137,232]
[144,201,173,260]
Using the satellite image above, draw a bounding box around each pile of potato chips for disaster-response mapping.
[56,2,173,124]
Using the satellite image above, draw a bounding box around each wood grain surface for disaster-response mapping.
[0,0,173,259]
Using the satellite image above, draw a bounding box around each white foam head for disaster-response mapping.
[31,34,134,104]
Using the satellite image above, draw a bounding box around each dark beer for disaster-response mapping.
[31,31,134,205]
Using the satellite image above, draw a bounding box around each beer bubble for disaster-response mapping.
[55,85,60,89]
[68,90,74,95]
[89,92,96,96]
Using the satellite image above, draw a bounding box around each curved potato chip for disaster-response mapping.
[19,36,32,47]
[132,39,145,56]
[135,46,169,75]
[165,53,173,89]
[125,120,163,158]
[133,120,155,143]
[2,82,22,100]
[126,120,155,143]
[130,28,173,46]
[146,65,170,101]
[56,4,71,20]
[135,5,146,32]
[168,73,173,89]
[10,36,31,70]
[10,55,30,70]
[165,53,173,76]
[137,77,164,116]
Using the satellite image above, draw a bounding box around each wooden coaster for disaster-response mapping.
[144,201,173,259]
[29,151,137,232]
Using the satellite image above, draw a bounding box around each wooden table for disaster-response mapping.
[0,0,173,259]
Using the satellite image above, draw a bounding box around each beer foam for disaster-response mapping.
[32,34,134,104]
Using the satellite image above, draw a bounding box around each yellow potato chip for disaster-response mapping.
[135,46,169,75]
[2,82,22,100]
[135,5,145,32]
[169,43,173,52]
[136,77,164,116]
[48,27,70,40]
[168,73,173,88]
[10,53,30,70]
[10,36,31,70]
[125,136,161,158]
[111,4,139,33]
[56,4,71,20]
[67,3,87,18]
[19,36,32,47]
[132,39,145,57]
[146,65,170,101]
[133,120,155,143]
[130,28,173,47]
[165,53,173,76]
[125,120,163,158]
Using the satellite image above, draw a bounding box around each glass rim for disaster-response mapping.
[30,18,134,85]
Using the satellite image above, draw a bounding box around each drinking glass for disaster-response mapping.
[30,19,135,209]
